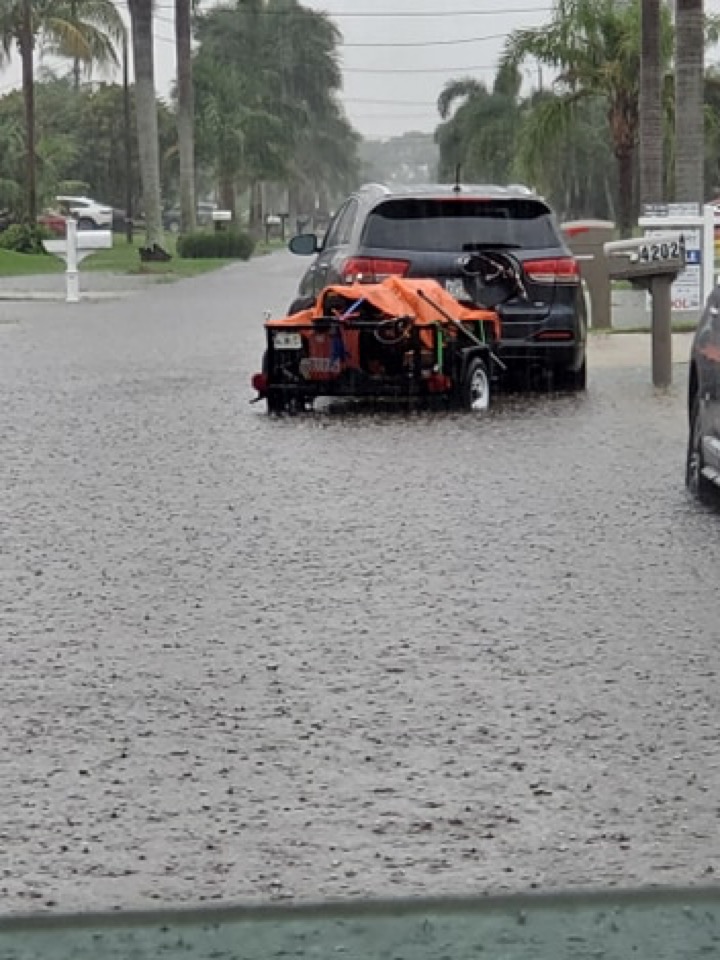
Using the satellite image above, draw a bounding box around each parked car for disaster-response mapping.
[287,183,587,390]
[56,195,113,230]
[686,288,720,502]
[163,201,218,233]
[37,211,66,236]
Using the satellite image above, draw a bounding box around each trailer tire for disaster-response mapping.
[462,356,491,412]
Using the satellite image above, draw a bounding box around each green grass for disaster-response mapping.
[254,237,287,256]
[0,249,63,276]
[0,235,246,279]
[82,236,237,277]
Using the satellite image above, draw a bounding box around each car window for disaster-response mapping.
[362,197,560,251]
[335,199,358,245]
[323,201,353,248]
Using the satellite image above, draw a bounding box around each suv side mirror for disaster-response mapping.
[289,233,320,256]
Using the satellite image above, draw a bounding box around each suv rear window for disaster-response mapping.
[362,198,560,251]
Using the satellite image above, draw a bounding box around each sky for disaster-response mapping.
[1,0,720,141]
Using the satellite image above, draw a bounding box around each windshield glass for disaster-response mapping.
[363,198,560,251]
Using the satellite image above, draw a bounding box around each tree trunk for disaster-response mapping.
[71,0,80,90]
[218,173,235,219]
[616,148,635,238]
[128,0,165,249]
[122,33,134,244]
[19,0,36,224]
[175,0,195,233]
[640,0,664,209]
[675,0,705,205]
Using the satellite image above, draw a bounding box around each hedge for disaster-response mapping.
[0,224,51,255]
[177,229,255,260]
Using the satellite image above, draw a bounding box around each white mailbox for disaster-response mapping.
[42,219,113,303]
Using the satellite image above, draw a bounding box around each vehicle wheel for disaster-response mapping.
[288,295,315,315]
[462,356,491,412]
[686,395,716,503]
[557,358,587,392]
[77,217,95,231]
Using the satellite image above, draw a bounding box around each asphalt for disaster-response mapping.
[1,252,718,916]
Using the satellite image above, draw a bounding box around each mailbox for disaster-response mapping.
[562,219,615,328]
[604,233,686,287]
[604,232,687,389]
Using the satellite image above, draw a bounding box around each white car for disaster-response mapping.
[56,195,113,230]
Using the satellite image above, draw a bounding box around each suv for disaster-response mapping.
[686,287,720,502]
[288,183,587,389]
[56,195,113,230]
[163,201,218,233]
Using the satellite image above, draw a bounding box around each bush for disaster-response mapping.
[176,229,255,260]
[0,223,51,255]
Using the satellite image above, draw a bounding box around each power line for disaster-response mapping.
[339,33,509,48]
[152,11,518,48]
[150,5,553,15]
[342,63,499,73]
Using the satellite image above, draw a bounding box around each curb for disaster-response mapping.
[0,291,133,302]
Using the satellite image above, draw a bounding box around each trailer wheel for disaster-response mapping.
[462,356,491,412]
[266,391,286,415]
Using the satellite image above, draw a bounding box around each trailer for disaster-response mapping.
[251,275,504,415]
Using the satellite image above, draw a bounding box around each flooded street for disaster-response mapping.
[1,252,719,914]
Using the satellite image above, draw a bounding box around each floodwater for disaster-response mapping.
[1,254,719,914]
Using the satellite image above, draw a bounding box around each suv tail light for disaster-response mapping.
[341,257,409,283]
[524,257,580,284]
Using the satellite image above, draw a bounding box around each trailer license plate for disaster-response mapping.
[274,332,302,350]
[445,279,467,300]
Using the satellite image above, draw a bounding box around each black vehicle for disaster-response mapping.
[287,183,587,390]
[686,288,720,501]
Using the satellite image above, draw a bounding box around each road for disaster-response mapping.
[1,252,718,915]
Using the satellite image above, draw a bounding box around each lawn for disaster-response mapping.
[0,248,64,276]
[0,235,250,279]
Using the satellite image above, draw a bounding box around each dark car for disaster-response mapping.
[686,288,720,501]
[287,183,587,389]
[163,201,218,233]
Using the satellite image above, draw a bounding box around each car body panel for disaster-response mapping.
[56,195,113,229]
[688,287,720,489]
[289,183,586,376]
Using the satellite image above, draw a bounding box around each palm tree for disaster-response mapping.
[175,0,195,232]
[0,0,124,222]
[514,92,616,220]
[503,0,673,235]
[675,0,705,204]
[128,0,165,250]
[194,0,358,224]
[435,70,521,184]
[640,0,664,209]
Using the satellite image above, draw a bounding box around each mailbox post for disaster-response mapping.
[43,219,113,303]
[604,233,687,388]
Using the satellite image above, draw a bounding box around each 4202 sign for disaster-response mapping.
[637,237,685,263]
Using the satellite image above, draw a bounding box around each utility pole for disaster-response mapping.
[123,31,133,245]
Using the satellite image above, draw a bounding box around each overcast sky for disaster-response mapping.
[2,0,720,140]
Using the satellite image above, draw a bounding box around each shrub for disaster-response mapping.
[177,229,255,260]
[0,223,51,255]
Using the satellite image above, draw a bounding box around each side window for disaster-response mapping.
[323,202,350,249]
[336,199,358,245]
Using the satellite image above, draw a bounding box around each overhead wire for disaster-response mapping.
[150,4,553,14]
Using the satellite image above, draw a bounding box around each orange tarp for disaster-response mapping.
[266,277,500,341]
